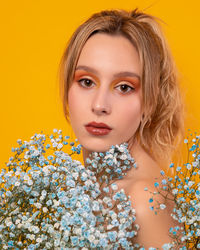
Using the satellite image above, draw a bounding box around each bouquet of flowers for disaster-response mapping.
[146,131,200,249]
[0,129,139,249]
[0,128,199,249]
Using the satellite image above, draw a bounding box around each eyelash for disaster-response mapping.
[77,78,135,94]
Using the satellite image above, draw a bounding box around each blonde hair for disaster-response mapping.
[59,8,184,165]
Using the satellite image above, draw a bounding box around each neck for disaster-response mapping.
[82,138,141,166]
[82,147,92,166]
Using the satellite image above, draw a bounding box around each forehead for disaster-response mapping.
[75,33,142,77]
[78,33,138,59]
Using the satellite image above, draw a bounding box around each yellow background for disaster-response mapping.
[1,0,200,167]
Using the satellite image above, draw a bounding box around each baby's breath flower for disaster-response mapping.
[160,204,166,210]
[1,129,199,249]
[2,129,136,249]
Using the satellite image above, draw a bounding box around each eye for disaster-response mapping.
[77,78,95,88]
[116,84,135,94]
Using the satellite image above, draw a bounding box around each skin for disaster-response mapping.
[68,33,142,161]
[68,33,179,248]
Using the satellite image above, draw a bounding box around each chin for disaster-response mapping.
[85,145,111,153]
[81,140,114,154]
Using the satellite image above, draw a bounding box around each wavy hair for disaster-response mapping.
[59,8,184,165]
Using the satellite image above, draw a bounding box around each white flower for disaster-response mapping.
[42,166,50,175]
[74,228,81,235]
[94,240,99,245]
[52,142,58,148]
[111,213,117,219]
[180,216,186,223]
[118,230,125,237]
[17,223,22,228]
[172,188,178,195]
[88,235,95,242]
[120,154,127,160]
[107,224,114,230]
[57,143,63,149]
[15,219,21,225]
[89,227,95,233]
[118,145,125,152]
[76,201,81,208]
[6,221,12,227]
[192,161,198,167]
[160,204,166,210]
[24,174,29,180]
[34,202,42,209]
[53,199,60,207]
[82,172,88,179]
[187,217,197,225]
[43,207,48,213]
[103,197,112,204]
[111,183,118,191]
[72,172,79,179]
[28,218,32,223]
[109,148,114,154]
[117,204,122,210]
[64,230,69,237]
[29,234,35,240]
[82,212,88,218]
[27,179,33,185]
[24,222,31,229]
[104,153,113,160]
[36,237,43,243]
[54,223,60,229]
[120,218,126,224]
[85,180,92,187]
[40,195,45,201]
[36,134,44,139]
[188,181,195,187]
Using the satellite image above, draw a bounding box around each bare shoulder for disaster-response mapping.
[124,142,181,247]
[128,178,165,218]
[128,178,177,248]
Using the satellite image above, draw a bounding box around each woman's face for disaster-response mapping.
[68,33,142,154]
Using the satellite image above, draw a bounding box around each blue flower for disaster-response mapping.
[160,170,165,176]
[2,128,199,249]
[154,182,159,187]
[99,238,108,247]
[108,231,117,242]
[66,179,75,188]
[71,236,78,246]
[8,241,14,247]
[149,198,153,203]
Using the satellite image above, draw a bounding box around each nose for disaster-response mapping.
[91,87,111,115]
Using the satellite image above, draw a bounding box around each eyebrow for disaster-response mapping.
[75,65,141,81]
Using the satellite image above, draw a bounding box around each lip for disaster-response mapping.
[85,126,112,136]
[85,121,112,129]
[85,121,112,136]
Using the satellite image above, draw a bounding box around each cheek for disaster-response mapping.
[68,86,81,115]
[68,87,78,123]
[68,86,77,110]
[68,85,90,124]
[121,98,142,129]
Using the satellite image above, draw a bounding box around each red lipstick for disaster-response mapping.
[85,121,112,135]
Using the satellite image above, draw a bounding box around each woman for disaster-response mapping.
[59,8,184,248]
